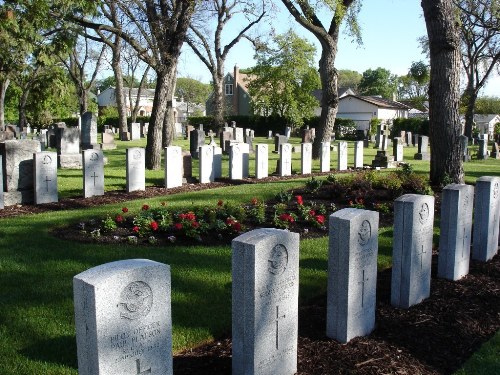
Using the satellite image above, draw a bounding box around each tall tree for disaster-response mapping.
[422,0,464,185]
[186,0,267,130]
[281,0,361,158]
[397,61,429,108]
[358,67,398,99]
[69,1,196,169]
[338,69,362,90]
[455,0,500,138]
[247,29,320,127]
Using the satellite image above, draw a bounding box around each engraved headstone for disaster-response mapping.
[126,148,145,192]
[199,145,214,183]
[213,146,222,179]
[391,194,434,309]
[220,131,233,154]
[130,122,141,141]
[255,144,269,179]
[81,112,99,149]
[232,228,299,375]
[0,139,41,205]
[413,134,419,148]
[34,151,58,204]
[472,176,500,262]
[101,131,116,150]
[327,208,379,343]
[268,130,273,139]
[164,146,183,188]
[302,128,314,144]
[301,143,312,174]
[234,127,244,143]
[406,132,413,147]
[274,135,288,153]
[83,150,104,198]
[229,143,249,180]
[58,127,82,169]
[414,135,430,160]
[285,126,291,140]
[320,142,331,172]
[279,143,292,177]
[74,259,172,375]
[477,135,488,160]
[393,137,404,162]
[460,135,471,162]
[337,141,348,171]
[437,184,474,280]
[354,141,364,168]
[189,129,205,159]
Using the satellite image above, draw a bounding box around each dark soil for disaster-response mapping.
[1,174,498,374]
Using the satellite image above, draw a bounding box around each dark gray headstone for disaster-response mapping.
[189,129,205,159]
[81,112,98,148]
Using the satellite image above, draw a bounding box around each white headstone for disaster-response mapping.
[301,143,312,174]
[34,151,58,204]
[74,259,172,375]
[126,148,145,192]
[164,146,183,188]
[130,123,141,141]
[337,141,348,171]
[229,143,249,180]
[83,150,104,198]
[255,144,269,179]
[279,143,292,177]
[320,142,331,172]
[354,141,363,168]
[232,228,299,375]
[199,145,214,183]
[213,146,222,179]
[472,176,500,262]
[391,194,434,309]
[437,184,474,280]
[327,208,379,343]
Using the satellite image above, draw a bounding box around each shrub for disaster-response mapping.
[305,177,323,193]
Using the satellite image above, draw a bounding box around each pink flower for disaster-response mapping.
[150,221,159,231]
[122,207,129,213]
[115,215,124,223]
[132,226,140,233]
[309,210,316,216]
[316,215,325,224]
[174,223,183,230]
[191,221,200,229]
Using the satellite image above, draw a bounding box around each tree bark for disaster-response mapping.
[162,66,177,149]
[0,78,10,129]
[110,36,129,138]
[462,83,476,139]
[18,87,29,130]
[422,0,464,185]
[212,68,225,129]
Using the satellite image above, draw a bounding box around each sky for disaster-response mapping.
[177,0,499,97]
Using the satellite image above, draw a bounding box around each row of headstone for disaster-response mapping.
[73,175,500,374]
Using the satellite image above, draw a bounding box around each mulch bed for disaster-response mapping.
[1,173,498,374]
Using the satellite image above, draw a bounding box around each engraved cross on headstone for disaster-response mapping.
[91,172,98,186]
[357,269,369,307]
[283,156,291,174]
[275,305,286,350]
[419,244,427,270]
[44,175,51,192]
[136,359,151,375]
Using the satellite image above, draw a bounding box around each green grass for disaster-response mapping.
[454,331,500,375]
[0,135,498,374]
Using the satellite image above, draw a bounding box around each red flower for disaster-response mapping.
[217,199,224,206]
[296,195,303,205]
[309,210,316,216]
[233,222,242,232]
[122,207,129,213]
[115,215,124,223]
[132,226,140,233]
[174,223,183,230]
[142,204,150,211]
[191,221,200,229]
[279,213,294,223]
[150,221,159,231]
[356,198,364,204]
[251,197,258,205]
[226,217,234,225]
[316,215,325,224]
[185,212,196,221]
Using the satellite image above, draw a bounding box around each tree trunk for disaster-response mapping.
[313,46,338,159]
[0,78,10,129]
[162,66,177,149]
[212,68,225,132]
[78,85,88,116]
[18,88,30,130]
[462,83,476,139]
[422,0,464,185]
[111,39,128,138]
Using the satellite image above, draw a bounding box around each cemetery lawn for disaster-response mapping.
[0,137,499,374]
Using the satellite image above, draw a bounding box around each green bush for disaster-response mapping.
[392,118,429,137]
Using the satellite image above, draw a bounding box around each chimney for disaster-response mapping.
[233,65,239,115]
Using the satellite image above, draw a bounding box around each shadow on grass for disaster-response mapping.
[21,335,77,369]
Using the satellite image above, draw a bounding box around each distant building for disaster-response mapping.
[474,114,500,137]
[97,87,155,117]
[206,65,253,116]
[336,95,411,131]
[312,87,356,116]
[174,98,206,123]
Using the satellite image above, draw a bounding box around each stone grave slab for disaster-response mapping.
[34,151,58,204]
[81,112,98,149]
[279,143,292,177]
[337,141,348,171]
[320,142,331,172]
[164,146,183,188]
[199,145,214,183]
[126,148,145,192]
[83,150,104,198]
[130,122,141,141]
[301,143,312,174]
[213,146,222,179]
[255,144,269,179]
[354,141,363,168]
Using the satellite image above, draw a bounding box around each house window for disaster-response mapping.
[225,84,234,96]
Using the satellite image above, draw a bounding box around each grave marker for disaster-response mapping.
[126,148,145,192]
[354,141,363,168]
[337,141,348,171]
[81,112,99,149]
[34,151,58,204]
[164,146,183,188]
[213,146,222,179]
[320,142,331,172]
[327,208,379,343]
[130,122,141,141]
[279,143,292,177]
[199,145,214,183]
[232,228,299,375]
[73,259,172,375]
[255,144,269,179]
[301,143,312,174]
[83,150,104,198]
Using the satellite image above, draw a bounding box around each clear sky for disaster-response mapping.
[177,0,499,97]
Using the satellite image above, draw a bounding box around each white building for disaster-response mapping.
[336,95,410,131]
[474,114,500,136]
[97,87,156,117]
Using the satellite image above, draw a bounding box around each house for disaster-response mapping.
[312,87,356,116]
[97,87,156,117]
[174,98,206,123]
[474,114,500,137]
[336,95,411,131]
[206,65,253,116]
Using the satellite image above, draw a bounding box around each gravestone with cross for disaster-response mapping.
[199,145,214,183]
[327,208,379,343]
[320,141,331,172]
[354,141,364,168]
[438,183,474,280]
[301,143,312,174]
[126,148,146,193]
[34,151,58,204]
[337,141,348,171]
[164,146,183,188]
[472,176,500,262]
[255,144,269,179]
[73,259,172,375]
[279,143,292,177]
[391,194,435,309]
[232,228,299,375]
[83,150,104,198]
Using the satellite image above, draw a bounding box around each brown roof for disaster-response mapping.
[343,95,411,110]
